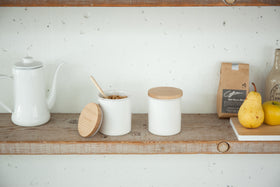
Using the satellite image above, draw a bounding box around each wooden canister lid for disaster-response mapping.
[148,87,183,99]
[78,103,102,137]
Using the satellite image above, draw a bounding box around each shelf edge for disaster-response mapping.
[1,141,280,154]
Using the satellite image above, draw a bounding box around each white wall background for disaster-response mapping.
[0,7,279,113]
[0,7,280,187]
[1,154,280,187]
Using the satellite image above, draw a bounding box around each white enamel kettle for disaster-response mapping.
[0,57,63,126]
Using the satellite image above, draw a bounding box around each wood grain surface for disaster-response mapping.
[231,117,280,135]
[148,87,183,99]
[78,103,102,137]
[0,113,279,154]
[0,0,279,7]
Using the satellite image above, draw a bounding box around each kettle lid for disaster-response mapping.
[14,56,43,69]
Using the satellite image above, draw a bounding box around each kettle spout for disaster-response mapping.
[47,63,64,110]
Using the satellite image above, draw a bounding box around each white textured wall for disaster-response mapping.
[0,7,280,187]
[1,154,280,187]
[0,7,279,113]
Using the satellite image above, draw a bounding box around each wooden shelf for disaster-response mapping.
[0,113,279,154]
[0,0,279,7]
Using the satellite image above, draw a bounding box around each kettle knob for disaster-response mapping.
[15,56,42,69]
[22,57,34,64]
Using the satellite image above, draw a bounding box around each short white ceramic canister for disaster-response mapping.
[148,87,183,136]
[98,90,131,136]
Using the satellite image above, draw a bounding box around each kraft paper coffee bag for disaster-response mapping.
[217,63,249,118]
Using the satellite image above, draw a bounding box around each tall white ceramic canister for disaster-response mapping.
[98,91,131,136]
[148,87,183,136]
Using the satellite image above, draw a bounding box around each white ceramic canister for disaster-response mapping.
[148,87,183,136]
[98,91,131,136]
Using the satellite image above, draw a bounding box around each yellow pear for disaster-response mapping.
[238,83,264,128]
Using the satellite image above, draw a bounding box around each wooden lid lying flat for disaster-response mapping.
[78,103,102,138]
[148,87,183,99]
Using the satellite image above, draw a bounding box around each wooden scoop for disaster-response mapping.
[90,75,108,99]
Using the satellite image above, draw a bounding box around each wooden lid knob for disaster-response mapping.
[148,87,183,99]
[78,103,102,137]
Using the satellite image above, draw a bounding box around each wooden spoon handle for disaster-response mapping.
[90,75,108,98]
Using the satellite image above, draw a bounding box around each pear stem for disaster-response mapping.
[252,82,257,92]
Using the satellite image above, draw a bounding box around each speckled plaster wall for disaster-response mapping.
[0,7,279,113]
[0,154,280,187]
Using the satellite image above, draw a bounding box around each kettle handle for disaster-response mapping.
[0,74,13,113]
